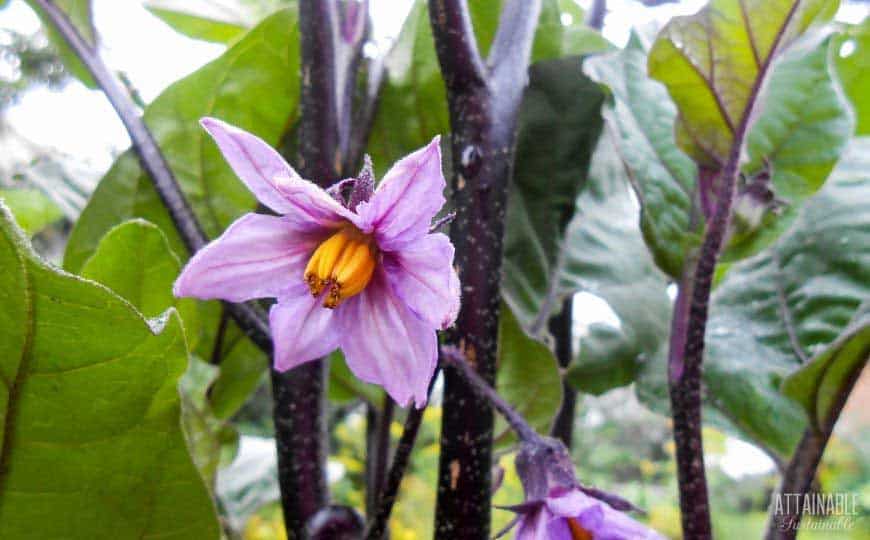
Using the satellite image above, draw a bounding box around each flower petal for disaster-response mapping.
[355,136,445,250]
[336,268,437,407]
[546,488,665,540]
[589,506,665,540]
[545,489,599,518]
[201,117,300,214]
[270,285,341,371]
[382,232,460,330]
[174,213,320,302]
[514,507,552,540]
[273,174,364,232]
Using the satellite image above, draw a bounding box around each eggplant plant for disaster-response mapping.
[0,0,866,539]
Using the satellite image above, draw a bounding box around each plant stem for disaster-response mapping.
[668,273,713,540]
[365,395,395,519]
[270,2,369,536]
[347,55,386,174]
[31,0,273,351]
[666,5,804,537]
[364,403,427,540]
[270,366,329,538]
[441,346,541,444]
[428,1,542,537]
[549,298,576,447]
[209,306,230,365]
[586,0,606,30]
[765,359,867,539]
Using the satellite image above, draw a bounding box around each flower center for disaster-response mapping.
[567,518,593,540]
[304,226,377,309]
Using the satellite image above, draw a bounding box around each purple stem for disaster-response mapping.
[364,367,443,539]
[441,345,541,444]
[667,4,804,537]
[765,357,868,539]
[364,402,427,540]
[365,395,395,519]
[428,1,542,537]
[273,2,369,537]
[586,0,606,30]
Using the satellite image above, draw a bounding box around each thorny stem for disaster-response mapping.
[429,0,542,537]
[31,0,273,350]
[667,4,803,538]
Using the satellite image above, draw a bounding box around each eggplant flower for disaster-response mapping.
[174,118,459,407]
[510,488,664,540]
[504,438,664,540]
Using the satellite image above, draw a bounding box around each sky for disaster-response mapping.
[1,0,868,479]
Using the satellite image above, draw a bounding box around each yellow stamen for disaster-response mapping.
[567,518,593,540]
[304,227,377,308]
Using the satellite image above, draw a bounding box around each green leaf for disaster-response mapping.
[678,138,869,456]
[366,0,448,176]
[64,8,301,272]
[557,1,612,58]
[26,0,97,88]
[561,135,672,396]
[782,312,870,429]
[0,202,218,539]
[76,219,237,485]
[79,219,195,322]
[589,28,852,276]
[585,35,699,278]
[180,356,239,489]
[469,0,609,62]
[835,19,870,135]
[0,188,63,236]
[566,324,645,396]
[494,305,562,448]
[63,9,288,414]
[207,328,267,420]
[712,138,869,453]
[648,0,838,166]
[726,35,853,261]
[327,351,383,406]
[502,56,605,335]
[145,0,253,44]
[532,0,611,61]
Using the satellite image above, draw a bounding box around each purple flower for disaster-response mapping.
[174,117,459,407]
[504,438,665,540]
[511,487,664,540]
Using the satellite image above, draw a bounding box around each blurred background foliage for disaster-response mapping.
[0,0,868,538]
